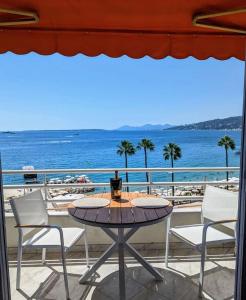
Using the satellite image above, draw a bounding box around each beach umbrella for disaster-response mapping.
[77,177,85,183]
[50,178,56,181]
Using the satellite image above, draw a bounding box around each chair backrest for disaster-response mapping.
[202,185,238,231]
[10,189,48,237]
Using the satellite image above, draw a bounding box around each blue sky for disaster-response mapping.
[0,53,244,130]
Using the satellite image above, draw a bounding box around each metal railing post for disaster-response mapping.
[148,172,152,194]
[44,173,48,207]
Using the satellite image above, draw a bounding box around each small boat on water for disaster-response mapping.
[2,131,16,134]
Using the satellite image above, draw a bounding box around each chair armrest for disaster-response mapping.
[201,218,237,249]
[205,218,237,228]
[15,224,61,230]
[15,224,65,246]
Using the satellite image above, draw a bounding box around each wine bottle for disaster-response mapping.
[110,171,122,200]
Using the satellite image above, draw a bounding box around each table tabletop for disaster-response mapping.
[68,192,173,228]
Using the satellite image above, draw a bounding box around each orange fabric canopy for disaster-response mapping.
[0,1,245,60]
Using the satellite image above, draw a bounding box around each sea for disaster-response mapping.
[0,130,241,185]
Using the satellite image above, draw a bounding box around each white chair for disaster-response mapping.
[165,185,238,297]
[10,189,89,300]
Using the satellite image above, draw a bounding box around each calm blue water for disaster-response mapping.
[0,130,241,185]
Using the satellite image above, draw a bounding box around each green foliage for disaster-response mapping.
[163,143,182,161]
[137,139,155,152]
[218,136,236,150]
[116,140,136,156]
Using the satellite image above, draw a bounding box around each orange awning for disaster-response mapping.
[0,1,245,60]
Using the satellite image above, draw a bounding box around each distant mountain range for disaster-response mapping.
[167,116,242,130]
[117,124,174,131]
[117,116,242,131]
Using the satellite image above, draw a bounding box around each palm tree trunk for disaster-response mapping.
[171,156,174,196]
[226,148,229,189]
[144,148,150,194]
[125,153,129,192]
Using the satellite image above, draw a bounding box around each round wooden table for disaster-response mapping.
[68,192,173,300]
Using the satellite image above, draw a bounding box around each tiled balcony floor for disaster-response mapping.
[8,249,235,300]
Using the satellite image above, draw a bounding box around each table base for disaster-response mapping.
[79,227,164,300]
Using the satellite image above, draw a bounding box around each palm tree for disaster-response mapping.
[218,136,236,186]
[137,139,155,194]
[163,143,182,196]
[116,140,136,192]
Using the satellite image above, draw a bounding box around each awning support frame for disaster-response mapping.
[0,8,39,26]
[193,8,246,34]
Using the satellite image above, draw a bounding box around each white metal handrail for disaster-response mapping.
[2,166,240,175]
[2,167,240,209]
[3,180,239,190]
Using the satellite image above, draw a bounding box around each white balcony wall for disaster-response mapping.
[5,208,201,250]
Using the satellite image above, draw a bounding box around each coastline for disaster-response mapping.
[3,176,239,203]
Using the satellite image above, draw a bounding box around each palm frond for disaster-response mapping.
[116,140,136,156]
[163,143,182,161]
[138,139,155,151]
[218,135,236,150]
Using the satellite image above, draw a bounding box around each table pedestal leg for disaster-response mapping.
[125,242,163,280]
[79,242,117,283]
[118,228,126,300]
[79,226,163,298]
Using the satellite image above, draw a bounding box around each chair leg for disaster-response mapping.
[42,248,46,264]
[165,216,171,268]
[60,247,70,300]
[16,241,23,290]
[199,243,207,298]
[83,230,90,267]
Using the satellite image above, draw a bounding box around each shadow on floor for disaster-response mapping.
[191,265,234,300]
[17,268,94,300]
[15,265,234,300]
[92,267,206,300]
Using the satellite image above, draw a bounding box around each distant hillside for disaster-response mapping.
[168,116,242,130]
[117,124,174,131]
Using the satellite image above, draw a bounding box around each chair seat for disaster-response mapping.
[170,224,235,247]
[22,227,85,249]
